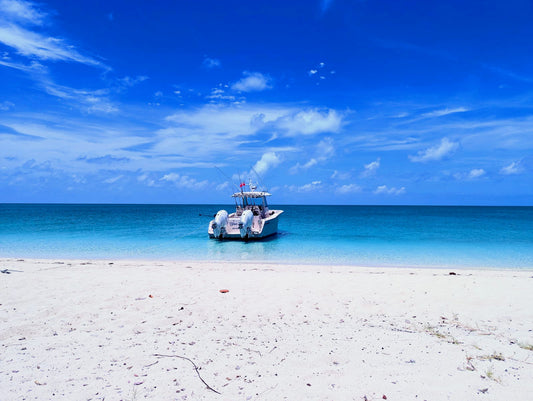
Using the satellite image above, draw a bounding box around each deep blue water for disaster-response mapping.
[0,204,532,268]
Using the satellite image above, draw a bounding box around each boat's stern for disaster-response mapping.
[209,209,283,240]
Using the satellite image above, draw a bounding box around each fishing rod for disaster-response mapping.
[214,165,241,193]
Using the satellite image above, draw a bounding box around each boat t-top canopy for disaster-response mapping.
[232,191,271,198]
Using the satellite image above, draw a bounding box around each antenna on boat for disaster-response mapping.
[250,166,267,192]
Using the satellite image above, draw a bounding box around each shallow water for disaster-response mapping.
[0,204,532,268]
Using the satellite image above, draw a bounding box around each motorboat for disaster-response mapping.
[208,182,283,240]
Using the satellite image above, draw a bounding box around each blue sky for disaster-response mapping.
[0,0,532,205]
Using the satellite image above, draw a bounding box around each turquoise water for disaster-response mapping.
[0,204,532,268]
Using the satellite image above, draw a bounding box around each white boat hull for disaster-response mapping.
[208,210,283,240]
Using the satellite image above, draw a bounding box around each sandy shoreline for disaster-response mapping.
[1,258,532,400]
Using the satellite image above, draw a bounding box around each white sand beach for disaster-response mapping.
[1,258,532,400]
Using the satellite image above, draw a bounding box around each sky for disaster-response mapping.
[0,0,532,205]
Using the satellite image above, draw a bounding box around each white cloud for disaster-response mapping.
[0,0,46,25]
[374,185,406,195]
[454,168,486,180]
[252,152,281,176]
[116,75,149,89]
[308,69,318,76]
[468,168,486,179]
[285,181,323,193]
[216,182,229,192]
[164,104,283,142]
[1,102,344,184]
[361,157,380,177]
[137,173,156,187]
[41,80,118,113]
[0,100,15,111]
[0,1,107,70]
[394,112,409,118]
[331,170,351,180]
[0,112,218,177]
[0,57,44,72]
[500,161,523,175]
[206,87,236,102]
[483,64,533,84]
[421,107,469,118]
[203,57,221,69]
[103,175,123,184]
[299,181,322,192]
[0,24,105,67]
[290,137,335,173]
[276,108,342,136]
[160,173,208,189]
[161,104,342,161]
[409,137,459,162]
[317,137,335,158]
[231,71,272,92]
[336,183,361,194]
[289,158,318,174]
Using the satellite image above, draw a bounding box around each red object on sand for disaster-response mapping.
[219,289,229,293]
[149,294,153,298]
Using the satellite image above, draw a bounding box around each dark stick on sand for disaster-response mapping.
[153,353,221,394]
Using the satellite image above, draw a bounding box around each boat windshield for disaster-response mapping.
[234,194,269,216]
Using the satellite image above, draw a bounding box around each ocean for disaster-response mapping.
[0,204,532,269]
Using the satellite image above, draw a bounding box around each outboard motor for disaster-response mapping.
[212,210,228,238]
[239,209,253,239]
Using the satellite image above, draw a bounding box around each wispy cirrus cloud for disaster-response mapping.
[0,0,110,80]
[421,107,469,118]
[41,80,118,113]
[0,1,117,115]
[103,174,123,184]
[409,137,459,163]
[0,0,46,25]
[0,57,44,72]
[482,64,533,84]
[0,24,105,67]
[500,161,523,175]
[347,109,533,154]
